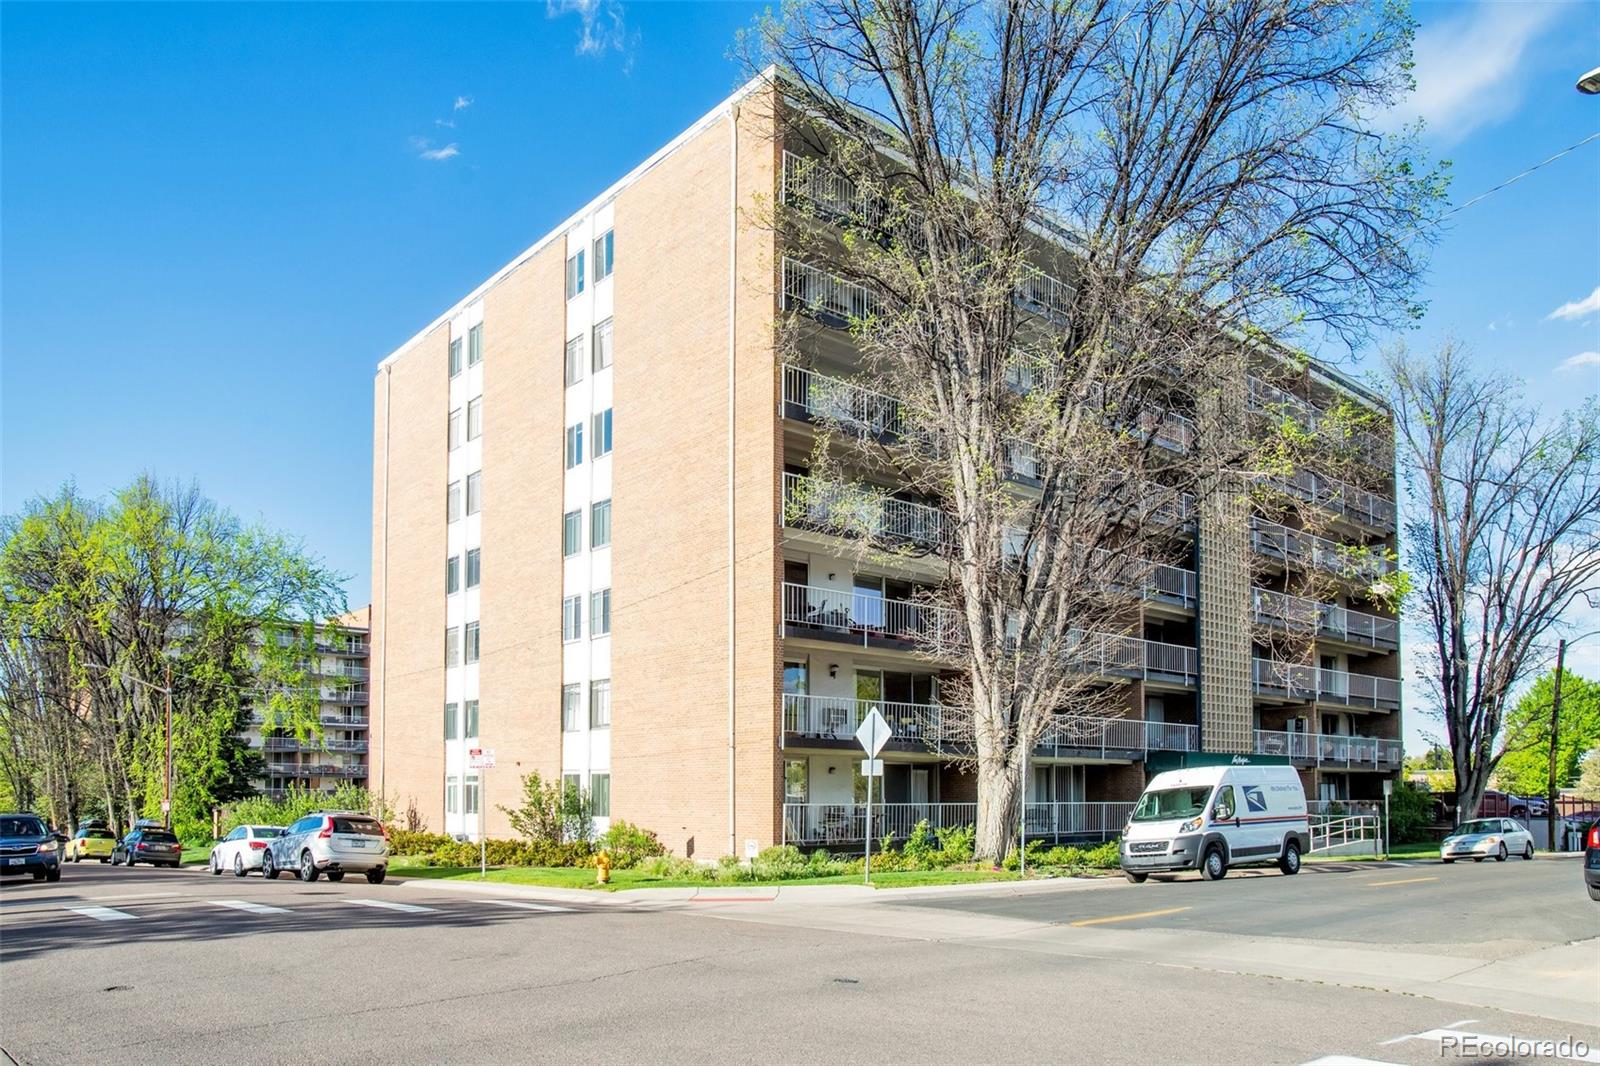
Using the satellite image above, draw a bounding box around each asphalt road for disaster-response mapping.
[3,861,1597,1066]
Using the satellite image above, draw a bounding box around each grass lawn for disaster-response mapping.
[181,843,216,865]
[389,864,1040,891]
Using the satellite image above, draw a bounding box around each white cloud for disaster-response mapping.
[547,0,633,62]
[1379,3,1565,143]
[454,95,473,112]
[1547,285,1600,322]
[412,138,460,162]
[1557,351,1600,373]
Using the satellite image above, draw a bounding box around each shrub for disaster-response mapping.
[600,821,666,868]
[902,820,936,864]
[1388,781,1436,844]
[224,784,392,834]
[402,836,595,869]
[1080,840,1120,868]
[389,830,453,857]
[633,855,713,881]
[751,845,808,880]
[934,824,975,864]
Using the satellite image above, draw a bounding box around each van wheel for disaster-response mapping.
[1125,871,1148,883]
[1279,840,1301,876]
[1200,845,1227,881]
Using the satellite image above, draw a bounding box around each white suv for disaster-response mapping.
[262,812,389,884]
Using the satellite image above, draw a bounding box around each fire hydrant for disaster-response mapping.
[596,850,612,885]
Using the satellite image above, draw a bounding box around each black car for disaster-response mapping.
[0,812,64,882]
[112,825,183,868]
[1584,822,1600,902]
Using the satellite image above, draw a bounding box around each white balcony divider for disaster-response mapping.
[782,693,940,745]
[1066,631,1200,686]
[1251,658,1402,709]
[782,364,907,438]
[1249,518,1394,582]
[782,581,955,647]
[1021,801,1136,839]
[1320,603,1401,649]
[1144,720,1201,751]
[1016,267,1074,324]
[782,472,946,550]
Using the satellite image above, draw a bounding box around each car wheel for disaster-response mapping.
[99,857,109,864]
[1588,883,1600,902]
[46,866,60,883]
[298,851,319,882]
[1523,843,1534,860]
[234,854,246,878]
[1200,844,1227,881]
[1442,857,1454,864]
[365,867,387,885]
[125,857,136,868]
[1473,857,1484,863]
[210,853,222,876]
[326,870,345,883]
[31,870,45,881]
[1124,871,1148,883]
[262,852,279,880]
[1495,843,1508,862]
[1279,840,1301,876]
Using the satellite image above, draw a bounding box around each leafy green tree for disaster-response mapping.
[1493,670,1600,798]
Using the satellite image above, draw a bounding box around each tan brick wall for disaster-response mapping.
[477,249,567,838]
[370,330,449,829]
[611,90,780,859]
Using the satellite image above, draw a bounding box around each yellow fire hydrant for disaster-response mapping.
[596,850,612,885]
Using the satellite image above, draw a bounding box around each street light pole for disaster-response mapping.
[165,658,174,830]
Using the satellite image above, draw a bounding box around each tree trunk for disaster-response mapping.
[974,753,1020,863]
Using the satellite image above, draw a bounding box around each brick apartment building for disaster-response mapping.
[369,74,1403,857]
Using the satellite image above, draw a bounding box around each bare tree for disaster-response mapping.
[1387,340,1600,822]
[753,0,1439,859]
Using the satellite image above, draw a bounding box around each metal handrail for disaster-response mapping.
[1040,715,1199,754]
[782,581,956,647]
[781,693,940,744]
[1251,659,1402,709]
[782,472,946,551]
[1253,729,1402,767]
[1276,468,1396,531]
[1249,518,1394,581]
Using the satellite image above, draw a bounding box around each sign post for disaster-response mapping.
[855,709,891,884]
[1381,777,1392,860]
[469,748,496,878]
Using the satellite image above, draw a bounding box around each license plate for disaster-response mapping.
[4,857,21,865]
[345,840,368,848]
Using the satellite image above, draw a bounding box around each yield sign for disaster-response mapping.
[855,708,892,758]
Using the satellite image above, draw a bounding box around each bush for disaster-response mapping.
[933,824,975,865]
[633,855,713,881]
[404,837,595,869]
[499,772,596,844]
[388,830,453,857]
[902,820,937,865]
[1388,781,1436,844]
[224,784,392,835]
[750,845,808,880]
[599,821,666,868]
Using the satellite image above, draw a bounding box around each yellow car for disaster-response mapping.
[66,826,117,862]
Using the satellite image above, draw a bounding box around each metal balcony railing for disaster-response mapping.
[1253,729,1403,769]
[782,473,947,551]
[1021,801,1137,840]
[1064,631,1200,687]
[1275,468,1397,532]
[782,802,977,846]
[782,693,940,745]
[782,581,956,648]
[1248,377,1390,469]
[782,258,880,326]
[1251,659,1402,710]
[1249,518,1394,582]
[1040,715,1199,755]
[1252,588,1399,650]
[782,364,907,438]
[260,737,370,754]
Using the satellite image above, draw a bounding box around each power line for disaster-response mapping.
[1442,131,1600,220]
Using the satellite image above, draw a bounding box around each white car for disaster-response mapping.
[208,824,283,877]
[1441,818,1534,863]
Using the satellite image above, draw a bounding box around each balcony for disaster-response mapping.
[781,800,1132,846]
[782,364,907,439]
[782,258,880,329]
[1022,801,1136,840]
[782,473,947,552]
[1251,589,1399,651]
[262,737,369,754]
[783,581,954,649]
[1251,659,1402,711]
[1275,468,1396,533]
[1039,715,1198,755]
[1069,631,1199,688]
[1250,518,1394,583]
[1248,377,1390,470]
[1254,729,1402,770]
[782,693,939,746]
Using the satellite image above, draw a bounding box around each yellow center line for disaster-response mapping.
[1069,906,1191,927]
[1367,875,1438,887]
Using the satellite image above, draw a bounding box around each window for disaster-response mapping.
[464,699,479,738]
[592,318,613,371]
[563,510,582,557]
[562,773,581,799]
[465,548,481,588]
[785,759,809,802]
[448,408,463,450]
[590,500,611,549]
[562,596,582,642]
[565,250,585,298]
[565,423,583,469]
[592,230,614,282]
[590,773,611,817]
[446,776,460,814]
[589,679,611,728]
[464,622,480,664]
[592,409,613,458]
[466,471,482,515]
[562,684,581,731]
[449,338,463,378]
[445,627,460,668]
[1213,785,1236,821]
[590,588,611,637]
[565,336,585,386]
[466,396,483,440]
[444,702,459,740]
[446,555,460,595]
[468,323,483,366]
[465,774,480,815]
[447,481,462,522]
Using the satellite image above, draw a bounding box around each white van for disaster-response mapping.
[1119,763,1309,882]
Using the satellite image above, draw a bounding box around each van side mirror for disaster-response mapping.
[1215,805,1233,822]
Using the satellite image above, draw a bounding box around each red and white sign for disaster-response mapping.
[468,748,496,770]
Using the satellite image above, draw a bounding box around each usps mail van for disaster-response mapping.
[1119,762,1309,882]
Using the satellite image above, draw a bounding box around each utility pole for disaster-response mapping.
[164,658,174,829]
[1547,640,1565,851]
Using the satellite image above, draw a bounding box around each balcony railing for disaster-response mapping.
[1022,801,1136,840]
[1275,468,1396,532]
[782,473,946,552]
[782,801,1130,845]
[1254,730,1403,769]
[1251,659,1402,710]
[1068,631,1199,687]
[782,258,880,327]
[1252,588,1399,650]
[1040,715,1199,755]
[782,693,940,745]
[1250,518,1394,583]
[1248,377,1390,469]
[782,364,907,438]
[261,737,370,754]
[783,581,956,648]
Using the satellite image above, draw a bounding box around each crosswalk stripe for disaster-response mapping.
[66,905,137,922]
[209,899,290,915]
[343,898,433,914]
[482,899,573,913]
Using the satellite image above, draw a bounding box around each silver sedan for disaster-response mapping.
[1441,817,1535,863]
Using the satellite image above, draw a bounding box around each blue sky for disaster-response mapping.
[3,2,1598,750]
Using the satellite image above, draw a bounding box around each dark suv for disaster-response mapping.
[112,824,183,868]
[0,813,64,882]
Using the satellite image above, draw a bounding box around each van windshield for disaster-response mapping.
[1132,787,1212,823]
